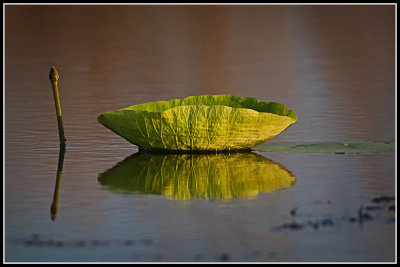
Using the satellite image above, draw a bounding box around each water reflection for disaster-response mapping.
[50,146,66,221]
[98,152,296,200]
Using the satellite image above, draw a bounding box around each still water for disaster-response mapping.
[5,5,396,262]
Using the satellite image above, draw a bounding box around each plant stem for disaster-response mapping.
[49,66,66,147]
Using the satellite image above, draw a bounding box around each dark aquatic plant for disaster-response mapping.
[98,152,296,200]
[97,94,297,151]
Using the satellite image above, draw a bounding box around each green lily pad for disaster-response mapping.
[253,141,395,154]
[97,95,297,151]
[98,152,296,200]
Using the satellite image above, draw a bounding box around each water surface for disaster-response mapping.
[5,4,396,262]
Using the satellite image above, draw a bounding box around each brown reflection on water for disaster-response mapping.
[5,5,395,147]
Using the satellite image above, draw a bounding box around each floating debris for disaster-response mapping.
[347,217,357,223]
[272,196,395,231]
[371,196,395,203]
[219,253,230,261]
[290,208,298,216]
[320,219,334,227]
[17,235,157,248]
[365,206,385,211]
[272,222,305,231]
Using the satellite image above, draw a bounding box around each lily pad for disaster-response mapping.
[253,141,395,154]
[97,95,297,151]
[98,152,296,200]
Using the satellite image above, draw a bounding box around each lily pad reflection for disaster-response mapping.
[98,152,296,200]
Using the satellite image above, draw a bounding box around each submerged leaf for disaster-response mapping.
[97,95,297,151]
[253,141,395,154]
[98,152,296,200]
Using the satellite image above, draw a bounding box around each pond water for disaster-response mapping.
[5,5,396,262]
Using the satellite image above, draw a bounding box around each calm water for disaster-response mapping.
[5,5,396,262]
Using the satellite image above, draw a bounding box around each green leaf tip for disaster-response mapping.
[98,94,297,151]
